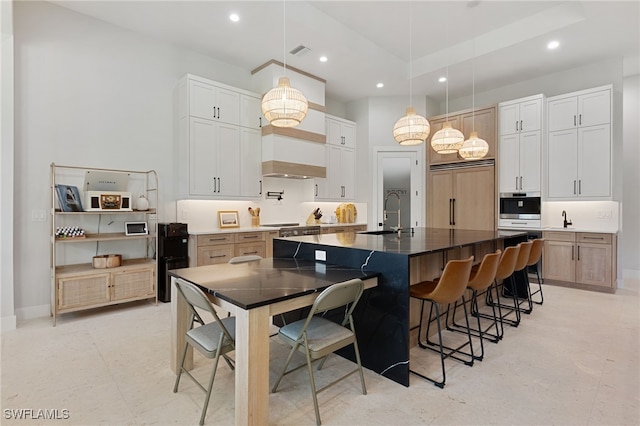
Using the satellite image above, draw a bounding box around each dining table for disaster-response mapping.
[169,257,380,425]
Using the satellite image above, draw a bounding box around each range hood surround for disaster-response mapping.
[253,60,327,179]
[261,125,326,179]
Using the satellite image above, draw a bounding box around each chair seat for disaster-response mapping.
[409,280,438,300]
[186,316,236,358]
[279,317,354,359]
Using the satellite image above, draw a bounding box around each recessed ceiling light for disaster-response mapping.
[319,56,328,63]
[547,40,560,50]
[377,83,384,88]
[439,77,447,83]
[229,13,240,22]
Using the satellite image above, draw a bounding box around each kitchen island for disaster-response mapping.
[273,227,527,386]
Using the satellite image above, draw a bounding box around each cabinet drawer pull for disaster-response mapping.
[578,180,581,195]
[515,121,518,132]
[574,115,576,126]
[583,236,605,240]
[242,235,259,239]
[242,251,258,255]
[579,114,582,125]
[573,180,577,195]
[571,246,574,261]
[520,120,523,131]
[452,198,456,226]
[577,245,580,261]
[209,254,227,259]
[208,238,227,242]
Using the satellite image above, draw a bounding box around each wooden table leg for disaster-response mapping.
[170,277,192,373]
[234,304,270,425]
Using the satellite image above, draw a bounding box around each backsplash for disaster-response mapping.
[176,177,367,232]
[542,201,619,231]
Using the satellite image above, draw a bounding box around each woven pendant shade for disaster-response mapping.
[393,107,431,146]
[431,122,464,154]
[261,77,308,128]
[459,131,489,160]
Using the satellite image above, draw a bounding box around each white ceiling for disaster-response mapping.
[51,1,640,103]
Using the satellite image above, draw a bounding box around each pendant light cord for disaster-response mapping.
[471,13,476,132]
[283,0,287,75]
[445,23,449,122]
[409,1,413,107]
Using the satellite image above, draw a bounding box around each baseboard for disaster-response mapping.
[623,269,640,279]
[1,315,17,332]
[15,304,50,322]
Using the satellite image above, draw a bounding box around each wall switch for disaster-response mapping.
[315,250,326,261]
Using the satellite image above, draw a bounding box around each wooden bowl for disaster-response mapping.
[92,254,122,269]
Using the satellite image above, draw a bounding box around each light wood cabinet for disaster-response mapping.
[547,85,612,199]
[498,94,543,193]
[190,232,266,266]
[427,166,495,231]
[543,231,617,290]
[178,74,263,198]
[321,225,367,234]
[427,105,496,165]
[50,165,158,326]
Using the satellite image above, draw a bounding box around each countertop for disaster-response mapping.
[278,227,527,257]
[499,226,618,234]
[188,222,368,235]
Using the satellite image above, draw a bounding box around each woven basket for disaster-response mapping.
[92,254,122,269]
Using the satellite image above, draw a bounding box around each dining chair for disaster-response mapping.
[173,280,236,426]
[271,278,367,426]
[409,256,474,388]
[447,250,502,361]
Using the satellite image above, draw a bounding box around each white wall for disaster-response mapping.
[11,1,256,317]
[1,0,16,330]
[622,74,640,277]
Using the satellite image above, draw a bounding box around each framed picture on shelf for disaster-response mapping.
[218,210,239,228]
[55,184,83,212]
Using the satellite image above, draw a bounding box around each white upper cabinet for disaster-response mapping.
[498,94,543,193]
[190,80,241,126]
[547,85,612,199]
[177,74,263,198]
[499,96,542,136]
[326,115,356,148]
[548,87,611,132]
[316,115,357,200]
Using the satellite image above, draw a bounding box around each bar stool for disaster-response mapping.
[409,256,474,388]
[448,250,502,361]
[527,239,545,305]
[484,244,521,333]
[501,241,532,323]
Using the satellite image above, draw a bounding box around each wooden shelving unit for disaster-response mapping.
[50,164,159,325]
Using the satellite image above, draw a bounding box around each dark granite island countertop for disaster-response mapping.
[272,227,527,387]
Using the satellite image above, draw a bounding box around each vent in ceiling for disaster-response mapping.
[289,45,311,57]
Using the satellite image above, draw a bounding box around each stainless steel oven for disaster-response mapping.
[499,192,541,228]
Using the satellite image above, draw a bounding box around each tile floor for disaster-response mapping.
[2,280,639,425]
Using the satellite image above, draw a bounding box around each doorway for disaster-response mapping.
[374,150,423,230]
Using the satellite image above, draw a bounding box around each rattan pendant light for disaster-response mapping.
[459,19,488,160]
[261,0,308,128]
[431,26,464,154]
[393,1,430,146]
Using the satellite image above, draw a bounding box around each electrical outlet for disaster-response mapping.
[315,250,326,261]
[31,209,46,222]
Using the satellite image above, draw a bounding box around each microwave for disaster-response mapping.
[499,193,541,220]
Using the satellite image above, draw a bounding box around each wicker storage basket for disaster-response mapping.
[92,254,122,269]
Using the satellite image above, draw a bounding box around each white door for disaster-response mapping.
[578,90,610,128]
[519,130,541,193]
[578,124,610,197]
[547,129,578,198]
[519,98,542,132]
[548,96,578,132]
[498,133,519,192]
[375,150,422,230]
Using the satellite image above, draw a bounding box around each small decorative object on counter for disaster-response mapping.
[306,207,323,225]
[136,195,150,211]
[335,203,357,223]
[248,206,260,227]
[92,254,122,269]
[55,226,86,239]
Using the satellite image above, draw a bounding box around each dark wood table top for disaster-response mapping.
[169,257,380,310]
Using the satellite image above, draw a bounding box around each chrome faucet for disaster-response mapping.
[562,210,573,228]
[384,191,402,232]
